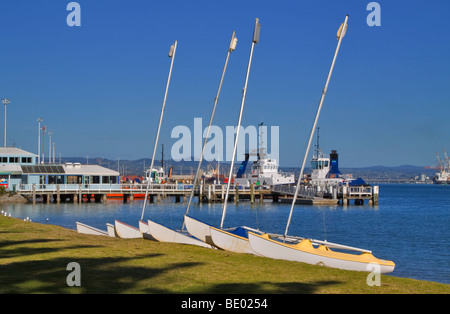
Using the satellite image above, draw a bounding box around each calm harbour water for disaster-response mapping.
[1,183,449,284]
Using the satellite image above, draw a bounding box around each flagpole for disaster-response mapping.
[220,18,261,229]
[141,41,177,221]
[284,15,348,238]
[182,31,237,231]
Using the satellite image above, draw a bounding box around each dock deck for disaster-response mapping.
[17,182,378,206]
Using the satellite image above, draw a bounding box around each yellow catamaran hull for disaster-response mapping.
[248,232,395,273]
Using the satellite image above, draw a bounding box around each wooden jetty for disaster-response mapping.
[271,184,379,206]
[17,182,378,206]
[17,183,272,205]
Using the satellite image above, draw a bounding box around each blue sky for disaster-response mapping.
[0,0,449,167]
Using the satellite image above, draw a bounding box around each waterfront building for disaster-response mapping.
[0,147,120,191]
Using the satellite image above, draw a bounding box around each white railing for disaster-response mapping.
[17,182,271,194]
[272,183,375,199]
[17,183,196,193]
[271,184,317,198]
[343,186,373,197]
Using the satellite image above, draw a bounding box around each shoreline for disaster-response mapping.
[0,193,29,204]
[0,215,449,293]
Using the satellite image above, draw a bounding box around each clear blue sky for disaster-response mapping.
[0,0,449,167]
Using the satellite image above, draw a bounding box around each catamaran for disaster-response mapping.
[247,15,395,273]
[114,220,143,238]
[145,31,238,248]
[186,18,262,254]
[134,40,179,241]
[108,41,178,240]
[76,221,109,236]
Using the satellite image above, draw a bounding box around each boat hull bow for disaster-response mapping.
[147,219,213,248]
[76,222,108,236]
[210,227,258,255]
[184,215,215,246]
[115,220,143,238]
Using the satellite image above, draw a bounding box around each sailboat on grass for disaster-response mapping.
[145,31,238,249]
[247,15,395,273]
[112,41,178,240]
[185,18,262,254]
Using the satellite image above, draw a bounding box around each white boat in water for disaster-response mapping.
[235,146,295,187]
[114,220,142,238]
[434,170,450,185]
[308,146,367,187]
[433,150,450,185]
[76,222,108,236]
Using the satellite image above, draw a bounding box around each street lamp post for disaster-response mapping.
[37,118,43,164]
[48,131,52,164]
[41,126,46,164]
[2,98,11,147]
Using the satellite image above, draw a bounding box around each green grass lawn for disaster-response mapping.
[0,215,448,294]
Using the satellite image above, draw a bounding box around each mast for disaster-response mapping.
[258,122,264,159]
[141,41,177,221]
[161,144,164,171]
[220,18,261,229]
[284,15,348,238]
[315,127,320,158]
[181,31,238,231]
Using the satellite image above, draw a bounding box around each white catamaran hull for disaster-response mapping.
[115,220,142,238]
[76,222,108,236]
[139,220,156,240]
[248,232,395,273]
[209,227,257,254]
[106,223,116,237]
[184,215,215,246]
[147,219,213,248]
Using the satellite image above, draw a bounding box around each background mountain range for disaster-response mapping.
[59,157,437,184]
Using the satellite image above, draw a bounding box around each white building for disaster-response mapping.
[0,147,119,191]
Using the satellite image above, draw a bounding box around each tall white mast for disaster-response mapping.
[181,31,238,231]
[220,18,261,229]
[284,15,348,238]
[141,41,177,221]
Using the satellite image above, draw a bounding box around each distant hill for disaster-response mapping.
[59,157,436,183]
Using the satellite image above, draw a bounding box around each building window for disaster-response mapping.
[48,175,64,184]
[9,157,19,163]
[0,157,7,163]
[67,175,82,184]
[21,157,32,163]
